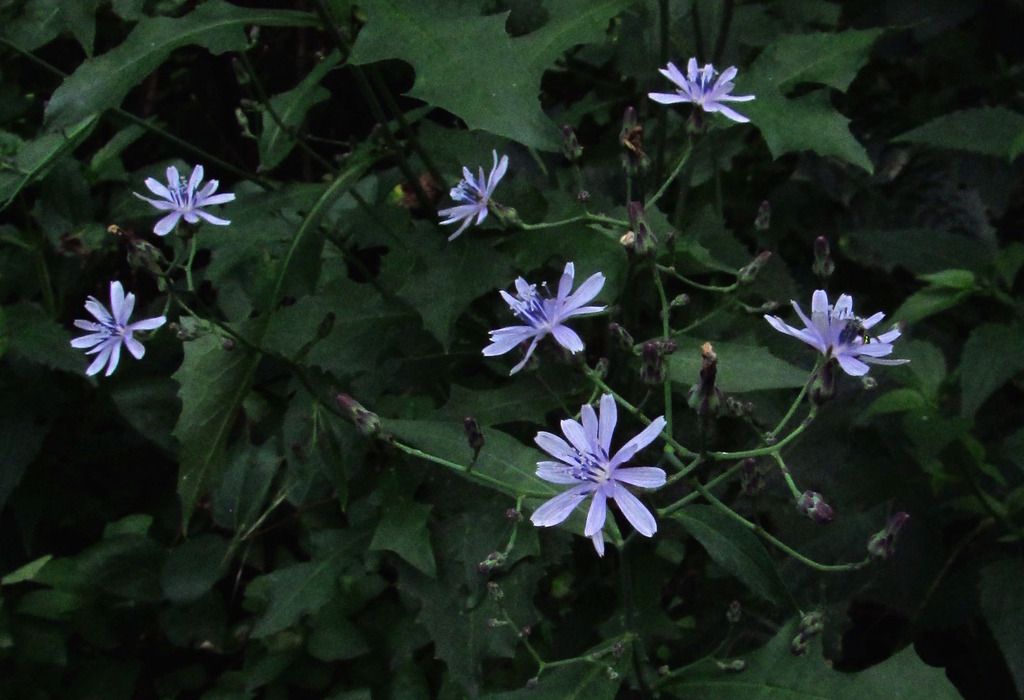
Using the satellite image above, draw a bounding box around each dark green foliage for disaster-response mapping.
[0,0,1021,698]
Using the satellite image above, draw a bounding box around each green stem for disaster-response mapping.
[695,482,870,573]
[657,264,737,293]
[768,362,818,439]
[658,460,745,517]
[771,452,802,501]
[708,408,817,460]
[665,452,703,486]
[184,235,198,292]
[646,141,692,211]
[518,212,629,230]
[368,64,444,187]
[585,368,698,458]
[652,264,674,435]
[390,439,552,498]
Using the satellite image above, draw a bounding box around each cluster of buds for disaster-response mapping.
[619,107,650,174]
[867,512,910,560]
[726,600,742,624]
[716,659,747,673]
[641,339,677,384]
[336,393,382,438]
[790,611,825,656]
[486,580,504,601]
[797,490,835,524]
[687,342,723,418]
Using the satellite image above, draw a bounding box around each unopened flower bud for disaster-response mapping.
[493,203,521,227]
[506,507,523,522]
[670,293,690,308]
[790,633,810,656]
[658,665,670,677]
[221,337,236,351]
[486,580,505,601]
[611,641,625,658]
[593,357,609,378]
[619,107,650,174]
[799,611,825,637]
[687,342,722,418]
[861,376,877,391]
[605,667,619,681]
[608,323,634,351]
[619,231,636,248]
[126,239,167,277]
[561,125,583,162]
[797,490,835,524]
[336,393,382,438]
[576,190,591,203]
[463,417,485,458]
[813,236,835,279]
[485,618,505,629]
[716,659,747,672]
[640,340,665,384]
[867,512,910,560]
[520,625,532,638]
[627,202,657,256]
[754,200,771,231]
[737,251,772,285]
[526,677,539,689]
[726,600,742,624]
[479,552,507,574]
[739,458,765,496]
[686,107,705,135]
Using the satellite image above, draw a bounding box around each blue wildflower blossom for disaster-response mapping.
[531,394,667,556]
[483,262,605,374]
[134,164,235,236]
[438,150,509,241]
[764,289,908,376]
[648,58,755,124]
[71,281,166,377]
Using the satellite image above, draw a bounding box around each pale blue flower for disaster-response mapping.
[531,394,667,556]
[134,164,235,236]
[649,58,755,123]
[438,150,508,241]
[71,281,166,376]
[483,262,605,374]
[764,289,908,376]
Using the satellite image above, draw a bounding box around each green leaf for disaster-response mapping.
[370,500,437,576]
[918,269,976,289]
[960,323,1024,418]
[670,337,808,393]
[349,0,629,150]
[437,376,582,427]
[258,52,341,171]
[1,555,53,586]
[0,116,98,211]
[173,334,259,527]
[386,419,557,499]
[672,505,793,608]
[1,302,83,374]
[839,228,994,275]
[741,29,884,171]
[895,107,1024,159]
[212,442,279,532]
[664,618,961,699]
[901,340,946,402]
[44,1,317,130]
[160,535,231,603]
[892,285,972,325]
[860,388,927,422]
[380,230,513,349]
[980,558,1024,698]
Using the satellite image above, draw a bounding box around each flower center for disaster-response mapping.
[509,286,551,327]
[569,451,610,483]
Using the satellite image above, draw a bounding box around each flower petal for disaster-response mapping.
[580,404,599,447]
[154,211,183,236]
[530,483,594,527]
[557,262,575,299]
[124,335,146,360]
[187,164,204,196]
[508,335,541,374]
[535,431,578,464]
[836,353,870,376]
[128,315,166,332]
[84,297,113,325]
[584,489,607,536]
[144,177,172,200]
[71,333,108,349]
[561,272,605,314]
[86,343,113,376]
[598,393,617,455]
[551,324,584,353]
[610,416,667,469]
[194,209,231,226]
[612,467,667,489]
[536,461,579,484]
[648,92,689,105]
[610,482,657,537]
[591,532,606,557]
[560,418,592,455]
[104,342,122,376]
[198,192,235,206]
[483,326,535,356]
